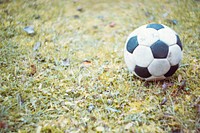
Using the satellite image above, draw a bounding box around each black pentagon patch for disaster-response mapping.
[146,23,164,30]
[135,65,151,78]
[150,40,169,58]
[176,35,183,50]
[164,64,179,77]
[126,36,138,53]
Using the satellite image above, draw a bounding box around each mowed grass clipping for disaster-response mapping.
[0,0,200,132]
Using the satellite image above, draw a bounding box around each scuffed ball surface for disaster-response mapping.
[124,23,183,81]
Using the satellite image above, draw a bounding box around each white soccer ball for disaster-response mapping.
[124,23,183,81]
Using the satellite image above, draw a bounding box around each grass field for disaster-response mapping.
[0,0,200,132]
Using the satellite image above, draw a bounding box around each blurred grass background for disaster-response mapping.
[0,0,199,132]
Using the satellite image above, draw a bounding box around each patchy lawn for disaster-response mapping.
[0,0,199,132]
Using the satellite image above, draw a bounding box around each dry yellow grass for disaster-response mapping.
[0,0,199,132]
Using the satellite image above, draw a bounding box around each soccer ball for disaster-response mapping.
[124,23,183,81]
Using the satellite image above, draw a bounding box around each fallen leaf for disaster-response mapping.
[73,0,79,3]
[88,104,95,112]
[145,11,151,17]
[103,66,109,72]
[171,80,187,96]
[172,128,182,133]
[107,99,113,105]
[148,16,155,21]
[166,19,178,25]
[0,121,7,129]
[61,58,70,67]
[90,116,97,121]
[162,82,174,91]
[109,22,116,27]
[96,126,104,132]
[97,15,104,21]
[144,82,150,87]
[105,107,121,113]
[93,25,98,29]
[162,83,168,91]
[30,64,37,75]
[82,60,92,67]
[73,15,80,19]
[125,122,133,130]
[38,83,43,90]
[16,93,24,107]
[33,14,40,19]
[33,42,41,51]
[24,26,34,34]
[179,80,186,90]
[163,113,173,118]
[160,97,167,105]
[178,75,182,82]
[162,12,169,18]
[77,6,83,12]
[168,82,174,87]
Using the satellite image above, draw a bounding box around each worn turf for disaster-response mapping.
[0,0,200,132]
